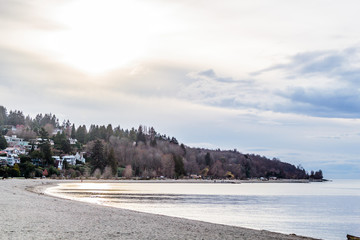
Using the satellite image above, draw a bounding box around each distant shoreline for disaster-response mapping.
[26,177,328,184]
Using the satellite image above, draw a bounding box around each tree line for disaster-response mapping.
[0,106,323,180]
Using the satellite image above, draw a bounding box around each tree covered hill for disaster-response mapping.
[0,105,322,179]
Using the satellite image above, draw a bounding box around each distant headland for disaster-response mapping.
[0,105,323,181]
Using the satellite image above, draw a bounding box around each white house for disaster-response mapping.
[5,135,29,148]
[5,147,26,155]
[0,156,8,166]
[53,153,86,170]
[75,152,86,163]
[0,155,19,166]
[33,138,55,146]
[62,155,77,165]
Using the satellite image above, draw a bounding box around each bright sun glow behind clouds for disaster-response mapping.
[1,0,360,178]
[43,0,172,75]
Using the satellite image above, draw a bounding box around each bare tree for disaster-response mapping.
[123,165,133,178]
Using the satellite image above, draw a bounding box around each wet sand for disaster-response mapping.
[0,179,318,240]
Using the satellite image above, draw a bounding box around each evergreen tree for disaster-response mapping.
[30,150,43,159]
[314,170,323,179]
[88,125,100,141]
[180,143,186,155]
[76,125,87,144]
[39,127,49,140]
[40,141,53,166]
[10,164,20,177]
[173,155,185,178]
[129,127,136,141]
[113,126,123,138]
[71,124,76,139]
[7,110,25,126]
[0,135,7,150]
[99,125,107,140]
[91,140,105,172]
[170,137,178,145]
[106,124,113,141]
[61,139,72,154]
[243,159,251,179]
[136,125,146,145]
[205,152,211,166]
[53,130,71,153]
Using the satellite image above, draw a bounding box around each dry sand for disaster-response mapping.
[0,179,319,240]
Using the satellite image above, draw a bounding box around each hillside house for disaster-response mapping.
[0,155,20,166]
[5,135,30,150]
[54,153,86,170]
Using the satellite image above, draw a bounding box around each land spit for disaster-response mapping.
[0,179,319,240]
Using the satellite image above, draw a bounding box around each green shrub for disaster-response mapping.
[0,166,8,177]
[48,166,59,176]
[34,168,43,177]
[9,164,20,177]
[20,162,35,178]
[117,167,125,177]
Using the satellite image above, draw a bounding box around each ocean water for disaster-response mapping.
[46,180,360,240]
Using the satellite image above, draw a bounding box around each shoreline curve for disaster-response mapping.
[1,179,319,240]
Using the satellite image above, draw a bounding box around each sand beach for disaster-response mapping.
[0,179,318,240]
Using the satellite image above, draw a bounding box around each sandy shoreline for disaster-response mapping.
[1,179,319,240]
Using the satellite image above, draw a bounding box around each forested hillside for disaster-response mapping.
[0,106,322,179]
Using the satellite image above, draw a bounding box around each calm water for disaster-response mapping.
[46,180,360,240]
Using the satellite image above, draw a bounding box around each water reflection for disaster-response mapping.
[46,180,360,240]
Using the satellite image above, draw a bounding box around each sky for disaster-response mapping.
[1,0,360,179]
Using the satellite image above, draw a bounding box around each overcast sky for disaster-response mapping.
[1,0,360,178]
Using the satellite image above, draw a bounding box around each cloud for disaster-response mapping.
[197,69,237,83]
[276,87,360,118]
[0,46,103,117]
[266,48,360,78]
[102,62,191,98]
[42,44,360,120]
[254,50,346,76]
[250,46,360,118]
[178,69,265,109]
[174,54,360,119]
[0,0,63,30]
[0,47,87,89]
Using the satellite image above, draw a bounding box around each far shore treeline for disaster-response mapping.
[0,106,323,180]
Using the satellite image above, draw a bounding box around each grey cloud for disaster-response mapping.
[116,60,360,119]
[254,47,360,83]
[0,46,93,112]
[179,69,260,109]
[253,46,360,118]
[276,87,360,118]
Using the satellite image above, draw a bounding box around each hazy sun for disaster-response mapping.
[44,0,163,75]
